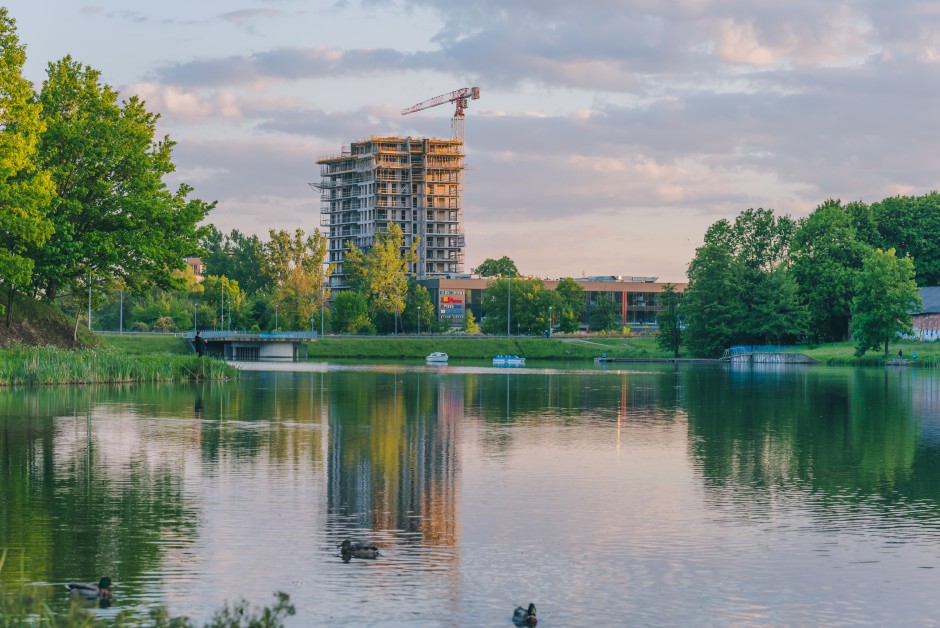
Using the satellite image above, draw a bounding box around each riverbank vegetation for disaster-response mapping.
[0,344,236,386]
[679,201,930,358]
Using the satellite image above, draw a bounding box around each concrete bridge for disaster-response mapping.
[721,346,818,364]
[190,331,317,360]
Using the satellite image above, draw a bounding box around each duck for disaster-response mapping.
[340,539,379,561]
[66,577,113,604]
[512,602,537,626]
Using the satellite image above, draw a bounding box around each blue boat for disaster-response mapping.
[493,355,525,367]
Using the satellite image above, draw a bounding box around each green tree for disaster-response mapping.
[263,228,332,331]
[473,256,519,277]
[31,56,213,304]
[682,244,746,357]
[791,199,872,342]
[870,193,940,285]
[330,290,374,334]
[402,281,436,333]
[589,292,620,332]
[749,268,808,345]
[202,227,268,295]
[851,248,921,356]
[554,277,586,332]
[656,283,682,357]
[344,224,418,333]
[0,8,55,318]
[480,276,549,335]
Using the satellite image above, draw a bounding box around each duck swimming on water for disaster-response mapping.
[340,539,379,561]
[66,577,113,606]
[512,602,537,626]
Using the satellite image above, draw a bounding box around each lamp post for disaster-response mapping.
[549,305,553,338]
[320,284,325,337]
[275,303,278,332]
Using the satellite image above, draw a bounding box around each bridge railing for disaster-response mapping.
[194,331,319,340]
[722,345,797,359]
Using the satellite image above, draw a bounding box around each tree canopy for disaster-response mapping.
[30,56,214,302]
[344,224,418,333]
[851,248,921,356]
[0,8,55,314]
[473,256,519,277]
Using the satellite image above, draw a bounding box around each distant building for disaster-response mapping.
[184,256,205,281]
[316,136,466,291]
[912,287,940,340]
[418,276,687,330]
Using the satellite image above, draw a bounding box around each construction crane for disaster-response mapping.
[401,87,480,140]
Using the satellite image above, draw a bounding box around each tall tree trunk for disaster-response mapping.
[73,311,82,344]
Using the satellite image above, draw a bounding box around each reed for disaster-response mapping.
[0,345,237,386]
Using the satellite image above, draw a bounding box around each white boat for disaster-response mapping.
[492,355,525,366]
[426,352,449,363]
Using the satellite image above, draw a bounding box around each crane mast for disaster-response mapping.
[401,87,480,139]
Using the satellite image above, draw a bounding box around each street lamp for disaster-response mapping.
[549,305,553,338]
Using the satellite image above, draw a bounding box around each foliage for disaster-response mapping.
[31,56,213,303]
[202,227,269,294]
[0,8,55,309]
[473,256,519,277]
[480,277,551,335]
[0,344,236,385]
[402,281,437,333]
[703,207,797,272]
[553,277,586,332]
[791,199,872,342]
[681,244,746,358]
[344,224,417,333]
[0,588,293,627]
[656,283,682,357]
[851,248,921,356]
[589,292,620,332]
[870,192,940,285]
[330,290,374,334]
[749,267,809,345]
[463,308,480,334]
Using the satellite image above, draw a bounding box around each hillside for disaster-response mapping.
[0,294,99,348]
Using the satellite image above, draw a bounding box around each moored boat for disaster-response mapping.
[426,352,449,363]
[493,355,525,366]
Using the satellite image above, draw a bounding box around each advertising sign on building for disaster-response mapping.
[439,289,465,321]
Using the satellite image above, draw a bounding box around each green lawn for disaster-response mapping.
[99,333,192,355]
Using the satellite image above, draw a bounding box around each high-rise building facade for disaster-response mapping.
[316,136,466,290]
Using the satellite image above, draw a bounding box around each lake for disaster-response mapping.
[1,361,939,626]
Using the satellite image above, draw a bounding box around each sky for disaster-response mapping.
[7,1,940,283]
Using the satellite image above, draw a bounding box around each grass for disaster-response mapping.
[798,339,940,366]
[0,344,237,386]
[304,334,671,360]
[99,333,191,355]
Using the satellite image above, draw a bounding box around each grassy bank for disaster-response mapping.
[798,340,940,366]
[0,345,237,386]
[304,335,668,360]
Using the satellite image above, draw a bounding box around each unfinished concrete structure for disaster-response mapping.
[316,136,466,290]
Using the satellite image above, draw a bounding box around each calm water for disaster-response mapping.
[2,361,940,626]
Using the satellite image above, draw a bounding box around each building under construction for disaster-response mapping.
[316,136,466,290]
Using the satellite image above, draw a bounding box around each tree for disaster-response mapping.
[344,224,417,333]
[402,281,436,333]
[473,256,519,277]
[331,290,374,334]
[463,309,480,334]
[0,8,55,319]
[791,199,872,342]
[480,276,550,335]
[656,283,682,357]
[554,277,586,332]
[262,228,332,331]
[749,268,808,345]
[202,227,268,294]
[681,244,746,358]
[851,248,921,356]
[31,56,213,303]
[589,292,620,332]
[870,193,940,285]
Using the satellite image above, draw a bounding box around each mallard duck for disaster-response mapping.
[66,577,113,603]
[512,602,537,626]
[340,539,379,561]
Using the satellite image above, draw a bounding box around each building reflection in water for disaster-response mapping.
[325,371,461,571]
